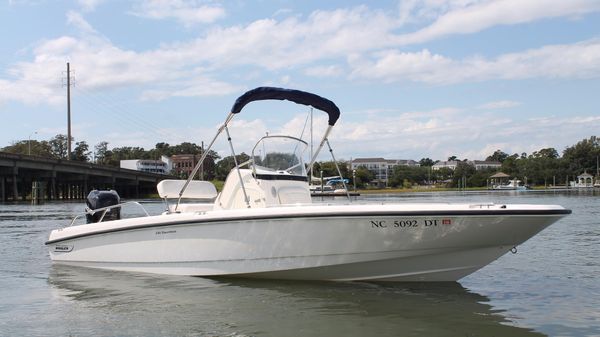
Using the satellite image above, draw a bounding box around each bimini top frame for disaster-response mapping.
[175,86,342,210]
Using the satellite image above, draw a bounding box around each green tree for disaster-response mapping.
[532,148,559,159]
[215,153,251,180]
[315,161,349,179]
[389,166,429,187]
[171,142,203,155]
[500,154,520,177]
[562,136,600,175]
[49,134,70,159]
[2,139,53,157]
[486,150,509,163]
[419,157,435,167]
[94,141,109,164]
[72,141,90,162]
[452,161,476,187]
[432,167,453,184]
[352,166,375,188]
[106,146,147,166]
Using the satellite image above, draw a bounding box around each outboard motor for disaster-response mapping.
[85,190,121,223]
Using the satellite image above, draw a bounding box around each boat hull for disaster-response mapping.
[46,204,569,281]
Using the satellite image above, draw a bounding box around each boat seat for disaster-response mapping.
[157,180,218,199]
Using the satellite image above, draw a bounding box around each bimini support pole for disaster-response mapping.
[326,139,352,202]
[307,125,332,172]
[175,112,234,212]
[225,125,251,208]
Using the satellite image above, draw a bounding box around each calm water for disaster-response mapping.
[1,190,599,337]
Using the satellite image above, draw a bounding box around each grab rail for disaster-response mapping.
[69,201,150,226]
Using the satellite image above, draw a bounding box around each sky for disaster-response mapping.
[1,0,599,162]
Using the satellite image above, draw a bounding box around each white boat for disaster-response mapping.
[492,179,529,191]
[46,87,571,282]
[309,177,350,195]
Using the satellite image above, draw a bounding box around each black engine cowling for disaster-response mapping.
[85,190,121,223]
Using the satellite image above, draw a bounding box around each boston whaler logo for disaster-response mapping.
[53,244,74,252]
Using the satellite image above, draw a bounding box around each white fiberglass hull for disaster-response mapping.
[46,203,569,281]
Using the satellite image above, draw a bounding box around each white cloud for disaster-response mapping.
[66,11,98,35]
[395,0,600,45]
[130,0,226,26]
[304,65,344,77]
[322,106,600,161]
[349,49,453,83]
[0,13,241,106]
[350,40,600,84]
[140,77,243,101]
[477,100,521,110]
[3,3,600,108]
[77,0,106,12]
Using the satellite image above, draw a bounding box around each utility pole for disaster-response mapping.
[66,62,72,160]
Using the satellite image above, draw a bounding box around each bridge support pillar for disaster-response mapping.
[1,177,5,202]
[83,175,89,198]
[135,176,140,199]
[12,174,18,201]
[50,177,56,200]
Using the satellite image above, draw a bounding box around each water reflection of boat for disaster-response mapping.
[46,87,570,281]
[48,265,544,337]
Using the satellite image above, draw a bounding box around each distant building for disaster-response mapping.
[432,160,458,171]
[471,160,502,170]
[120,155,172,174]
[432,160,501,171]
[171,154,200,178]
[350,158,419,185]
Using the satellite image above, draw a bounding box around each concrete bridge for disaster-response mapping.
[0,152,174,201]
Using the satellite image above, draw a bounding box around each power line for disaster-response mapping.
[72,86,175,147]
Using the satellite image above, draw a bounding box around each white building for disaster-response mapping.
[350,158,419,185]
[432,160,458,171]
[432,160,501,171]
[471,160,502,170]
[120,155,172,175]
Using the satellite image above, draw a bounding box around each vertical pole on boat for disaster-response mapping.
[310,108,313,180]
[66,62,72,160]
[225,126,250,208]
[325,139,351,201]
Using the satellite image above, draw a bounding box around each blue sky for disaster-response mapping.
[1,0,599,162]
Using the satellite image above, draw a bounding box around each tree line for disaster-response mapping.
[385,136,600,188]
[2,135,598,188]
